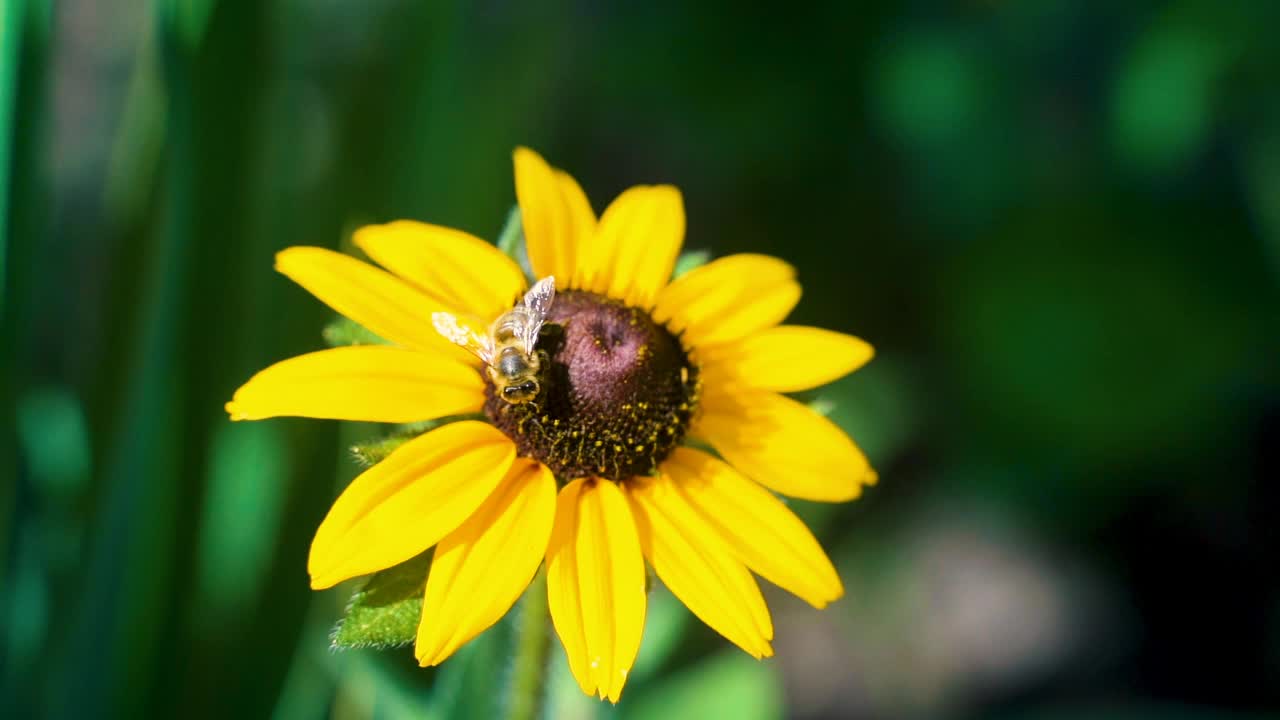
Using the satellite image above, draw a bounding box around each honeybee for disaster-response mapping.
[432,276,556,405]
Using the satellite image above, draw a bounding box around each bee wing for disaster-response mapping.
[431,311,494,365]
[522,276,556,318]
[518,276,556,350]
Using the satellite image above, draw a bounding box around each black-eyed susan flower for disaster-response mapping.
[226,147,877,702]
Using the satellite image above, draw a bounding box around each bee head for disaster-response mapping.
[501,379,540,404]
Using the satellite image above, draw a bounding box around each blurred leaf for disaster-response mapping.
[940,206,1256,467]
[333,551,433,650]
[427,593,515,720]
[495,204,533,282]
[543,643,601,720]
[672,249,711,279]
[323,316,389,347]
[629,585,692,681]
[167,0,217,51]
[621,650,782,720]
[3,524,49,680]
[194,422,289,625]
[496,205,524,257]
[16,385,91,501]
[273,601,343,720]
[102,17,164,230]
[1242,130,1280,279]
[868,27,1011,230]
[506,571,549,720]
[1111,22,1223,175]
[872,30,986,147]
[338,652,438,720]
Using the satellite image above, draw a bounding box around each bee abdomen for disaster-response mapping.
[497,346,530,377]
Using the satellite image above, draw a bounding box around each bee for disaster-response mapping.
[432,276,556,405]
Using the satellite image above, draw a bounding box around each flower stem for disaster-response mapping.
[506,567,550,720]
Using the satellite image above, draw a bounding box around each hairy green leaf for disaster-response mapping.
[348,432,415,467]
[331,550,433,650]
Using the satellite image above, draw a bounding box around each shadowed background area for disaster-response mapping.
[3,1,1279,718]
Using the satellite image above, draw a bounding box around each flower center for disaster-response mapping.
[484,290,699,481]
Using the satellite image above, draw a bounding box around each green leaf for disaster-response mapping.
[349,432,416,467]
[496,205,523,257]
[331,550,433,650]
[322,316,388,347]
[672,249,711,279]
[807,396,837,418]
[629,585,691,681]
[496,204,533,281]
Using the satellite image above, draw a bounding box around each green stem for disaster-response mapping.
[506,567,550,720]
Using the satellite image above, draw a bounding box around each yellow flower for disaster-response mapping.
[226,147,877,702]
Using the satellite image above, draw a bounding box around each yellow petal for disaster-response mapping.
[225,346,484,423]
[545,480,591,696]
[652,254,801,349]
[275,246,473,364]
[625,475,773,659]
[308,422,515,589]
[557,170,598,288]
[583,185,684,308]
[416,460,556,666]
[698,326,874,393]
[352,220,527,321]
[515,147,594,285]
[694,388,874,502]
[546,479,646,703]
[665,448,843,608]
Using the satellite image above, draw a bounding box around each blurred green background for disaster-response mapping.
[3,1,1279,718]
